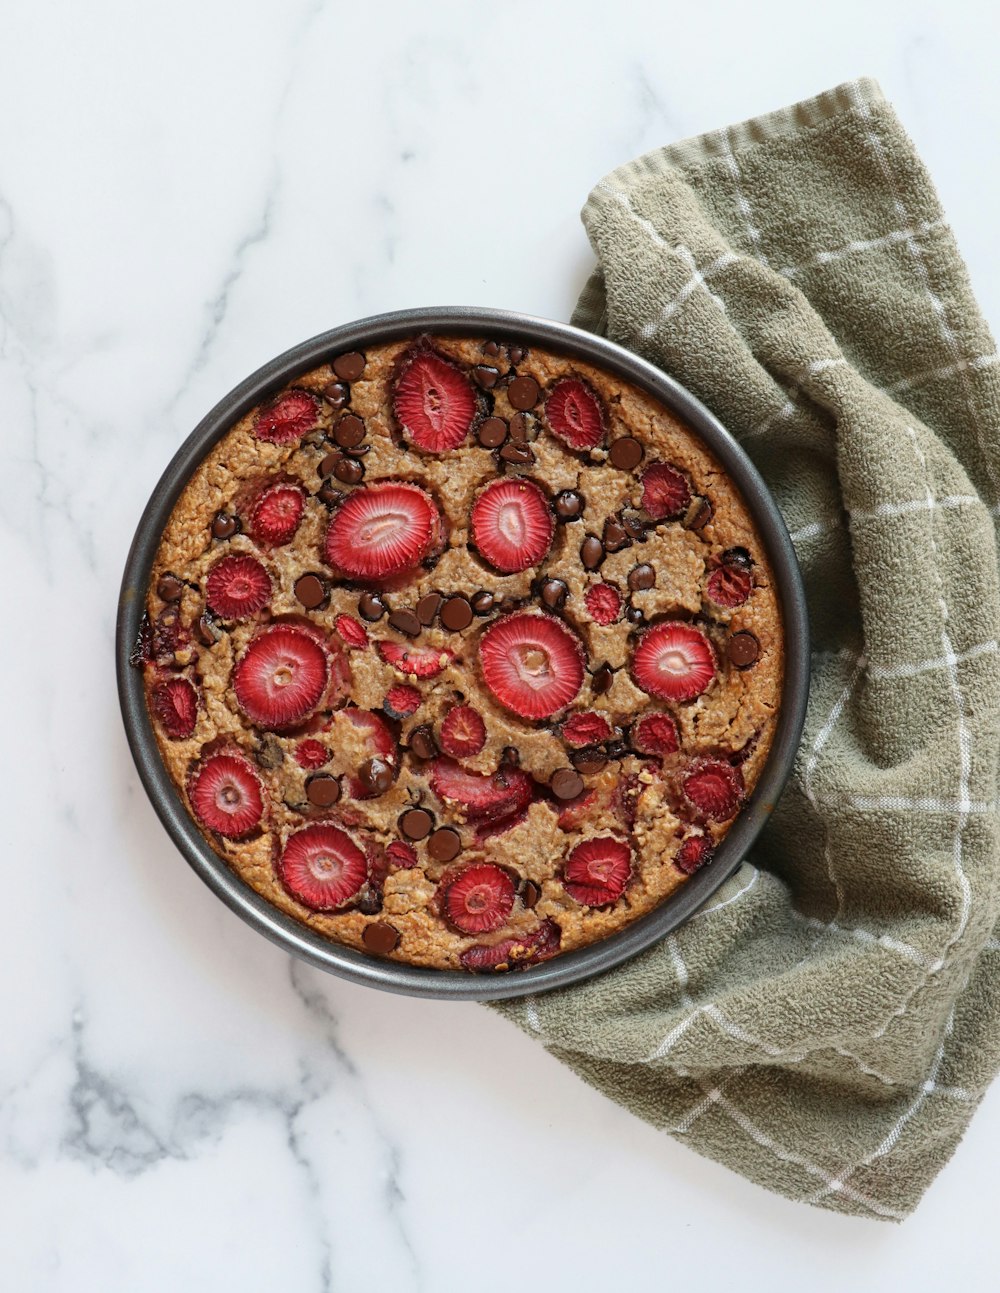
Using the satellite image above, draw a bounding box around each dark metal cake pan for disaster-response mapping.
[116,307,809,1002]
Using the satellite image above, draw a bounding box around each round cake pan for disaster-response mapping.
[117,307,809,1002]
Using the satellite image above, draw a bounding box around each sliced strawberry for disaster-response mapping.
[205,554,271,620]
[335,614,368,648]
[189,752,264,838]
[233,625,328,728]
[631,622,716,702]
[641,463,691,520]
[249,481,305,546]
[442,864,515,934]
[631,712,680,756]
[377,639,452,679]
[675,833,714,874]
[439,705,487,758]
[430,758,533,822]
[556,787,598,830]
[253,389,321,444]
[474,807,531,841]
[545,378,605,450]
[324,482,441,581]
[562,711,614,747]
[683,759,744,821]
[613,771,643,829]
[387,840,418,869]
[562,837,632,906]
[294,738,329,770]
[384,684,422,719]
[706,566,752,608]
[393,350,477,452]
[339,709,397,798]
[151,677,198,739]
[585,582,622,625]
[278,824,367,910]
[460,919,561,971]
[479,612,585,720]
[470,479,554,574]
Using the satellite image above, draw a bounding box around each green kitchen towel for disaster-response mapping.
[494,78,1000,1220]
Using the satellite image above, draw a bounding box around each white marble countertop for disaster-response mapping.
[5,1,1000,1288]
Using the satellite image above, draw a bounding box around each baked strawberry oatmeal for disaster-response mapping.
[135,334,782,972]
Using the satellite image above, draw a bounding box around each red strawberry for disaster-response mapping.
[393,351,477,452]
[474,807,531,841]
[631,712,680,757]
[683,760,744,821]
[189,752,264,838]
[325,482,441,581]
[706,566,752,608]
[675,833,714,874]
[205,554,271,620]
[442,864,515,934]
[335,614,368,648]
[479,613,585,720]
[253,389,321,444]
[460,919,561,971]
[233,625,329,728]
[151,677,198,739]
[430,758,533,822]
[278,824,367,910]
[585,582,621,625]
[470,479,554,573]
[556,788,598,830]
[631,622,716,702]
[249,481,306,546]
[384,684,422,719]
[545,378,605,450]
[562,711,613,747]
[377,639,452,678]
[562,837,632,906]
[641,463,691,520]
[439,705,487,758]
[294,738,329,770]
[387,840,418,869]
[339,709,397,798]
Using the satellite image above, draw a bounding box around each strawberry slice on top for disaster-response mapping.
[562,837,632,907]
[249,481,306,547]
[441,863,515,934]
[470,479,554,573]
[631,622,716,703]
[278,824,368,910]
[324,482,441,581]
[205,553,271,620]
[188,751,265,839]
[545,378,606,450]
[253,389,321,444]
[479,612,585,720]
[640,462,691,520]
[393,351,477,452]
[233,624,329,729]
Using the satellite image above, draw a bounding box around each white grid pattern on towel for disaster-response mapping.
[789,494,982,545]
[886,350,999,395]
[719,129,770,266]
[778,219,947,279]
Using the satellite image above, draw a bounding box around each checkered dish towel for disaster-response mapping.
[494,79,1000,1220]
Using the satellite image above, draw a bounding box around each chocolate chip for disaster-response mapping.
[555,490,584,521]
[551,768,585,800]
[333,351,366,381]
[334,457,364,484]
[255,734,285,769]
[362,921,400,954]
[317,480,344,506]
[509,412,535,443]
[345,443,370,458]
[499,442,534,465]
[359,757,393,796]
[156,574,183,602]
[211,512,238,539]
[428,827,461,862]
[357,890,383,916]
[319,451,341,478]
[409,726,438,760]
[501,746,520,767]
[389,609,421,638]
[333,414,366,448]
[522,880,541,909]
[473,364,499,389]
[295,573,328,609]
[609,437,644,470]
[687,497,714,530]
[483,340,501,358]
[440,595,473,631]
[507,375,540,410]
[471,590,495,615]
[571,748,608,775]
[592,663,614,695]
[603,519,629,552]
[509,346,526,365]
[539,578,568,610]
[628,563,656,591]
[416,592,443,625]
[621,509,648,538]
[723,546,754,570]
[625,606,644,625]
[728,631,761,668]
[478,417,508,448]
[322,381,349,409]
[358,592,387,621]
[581,536,605,570]
[194,612,219,646]
[306,773,341,807]
[399,807,434,840]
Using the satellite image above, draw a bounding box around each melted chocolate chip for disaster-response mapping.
[471,590,495,615]
[294,573,328,609]
[362,921,400,954]
[473,364,499,389]
[507,374,540,410]
[319,451,340,478]
[509,412,535,443]
[416,592,443,625]
[728,631,761,668]
[539,578,569,610]
[499,442,534,465]
[255,734,284,769]
[345,443,370,459]
[603,519,629,552]
[194,613,219,646]
[581,536,605,570]
[625,606,644,625]
[592,663,614,694]
[156,574,183,602]
[357,890,383,916]
[359,757,394,796]
[322,381,349,409]
[477,417,508,448]
[551,768,585,800]
[389,609,421,638]
[609,436,644,470]
[687,497,714,530]
[555,490,584,520]
[501,746,520,767]
[621,509,648,538]
[482,340,501,358]
[317,480,344,506]
[628,563,655,591]
[522,880,541,909]
[440,596,474,631]
[509,345,526,365]
[399,807,434,840]
[723,547,753,571]
[334,457,364,484]
[333,351,366,381]
[358,592,387,622]
[572,748,608,775]
[211,512,238,539]
[333,414,366,448]
[409,725,437,759]
[306,773,341,807]
[427,827,461,862]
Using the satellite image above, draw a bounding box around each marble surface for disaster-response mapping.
[4,1,1000,1288]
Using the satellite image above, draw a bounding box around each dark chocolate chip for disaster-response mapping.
[554,490,584,521]
[539,578,569,610]
[603,519,629,552]
[572,748,608,775]
[581,536,605,570]
[255,734,285,769]
[358,592,387,622]
[498,595,519,614]
[473,364,499,389]
[625,606,644,625]
[194,612,219,646]
[507,375,540,410]
[471,590,495,615]
[306,773,341,807]
[317,480,344,506]
[156,574,183,602]
[522,880,541,909]
[334,457,364,484]
[501,745,520,767]
[359,757,393,796]
[551,768,585,800]
[477,417,508,448]
[319,451,341,478]
[592,662,614,694]
[628,563,656,591]
[440,595,473,631]
[427,827,461,862]
[322,381,349,410]
[409,725,437,760]
[687,497,714,530]
[509,412,535,443]
[621,509,648,538]
[482,340,501,358]
[211,512,238,539]
[399,807,434,840]
[362,921,400,954]
[416,592,443,626]
[499,442,534,465]
[389,609,421,638]
[728,631,761,668]
[606,738,629,760]
[723,546,754,570]
[508,346,526,365]
[295,573,328,609]
[345,443,370,458]
[609,437,644,470]
[333,351,366,381]
[357,890,383,916]
[333,414,366,448]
